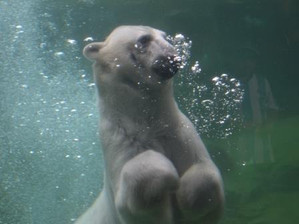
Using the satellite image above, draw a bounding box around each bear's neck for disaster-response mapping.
[97,80,180,132]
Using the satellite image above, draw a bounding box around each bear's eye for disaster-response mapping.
[137,34,152,47]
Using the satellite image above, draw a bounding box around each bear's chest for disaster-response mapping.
[101,120,168,155]
[102,120,194,176]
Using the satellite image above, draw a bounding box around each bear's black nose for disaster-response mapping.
[152,55,181,79]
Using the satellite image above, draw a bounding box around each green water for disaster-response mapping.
[0,0,298,223]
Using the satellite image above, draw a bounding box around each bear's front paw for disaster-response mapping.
[115,150,179,215]
[176,163,224,223]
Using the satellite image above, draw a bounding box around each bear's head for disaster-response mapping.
[83,26,181,88]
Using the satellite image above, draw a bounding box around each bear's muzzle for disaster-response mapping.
[152,55,181,80]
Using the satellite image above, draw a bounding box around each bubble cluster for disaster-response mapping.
[167,34,201,75]
[170,34,244,139]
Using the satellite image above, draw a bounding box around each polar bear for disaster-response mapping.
[76,25,224,224]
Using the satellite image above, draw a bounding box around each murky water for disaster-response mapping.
[0,1,102,223]
[0,0,298,224]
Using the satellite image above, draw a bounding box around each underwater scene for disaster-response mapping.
[0,0,298,223]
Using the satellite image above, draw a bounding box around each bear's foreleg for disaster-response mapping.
[176,163,224,224]
[115,150,179,224]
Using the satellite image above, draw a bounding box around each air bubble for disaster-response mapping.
[221,73,228,79]
[21,84,28,88]
[191,61,201,74]
[40,43,47,48]
[212,76,220,82]
[174,34,185,41]
[66,39,77,45]
[84,37,94,42]
[54,52,64,57]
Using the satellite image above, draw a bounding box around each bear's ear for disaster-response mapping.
[83,42,104,61]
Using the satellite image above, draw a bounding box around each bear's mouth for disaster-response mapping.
[151,55,181,80]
